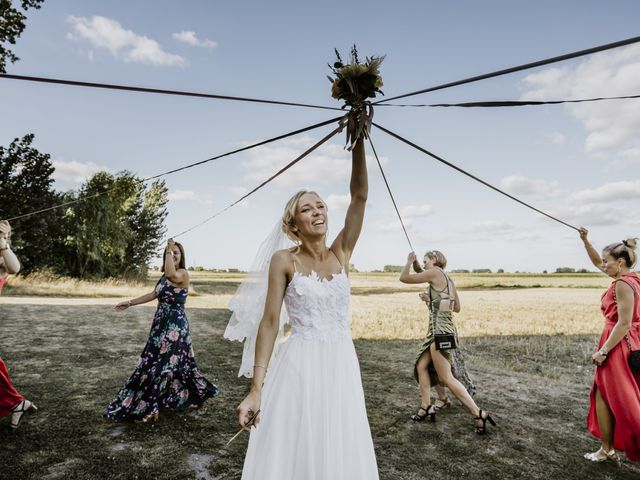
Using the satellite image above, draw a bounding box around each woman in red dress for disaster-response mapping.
[0,220,38,432]
[579,228,640,462]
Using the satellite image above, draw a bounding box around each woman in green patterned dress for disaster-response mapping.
[400,250,495,434]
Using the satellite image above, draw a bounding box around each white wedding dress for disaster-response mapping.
[241,262,379,480]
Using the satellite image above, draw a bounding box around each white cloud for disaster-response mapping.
[459,221,517,236]
[168,190,197,201]
[521,44,640,154]
[325,193,350,210]
[227,187,251,207]
[500,175,560,197]
[550,204,623,227]
[400,204,433,218]
[67,16,186,67]
[374,218,415,233]
[241,137,385,189]
[415,221,542,244]
[614,147,640,167]
[570,180,640,203]
[172,31,217,48]
[52,159,111,184]
[230,186,249,196]
[547,132,567,145]
[372,204,432,234]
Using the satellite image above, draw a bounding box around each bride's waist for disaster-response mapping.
[289,323,352,341]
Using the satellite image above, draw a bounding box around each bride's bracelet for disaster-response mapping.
[254,364,267,370]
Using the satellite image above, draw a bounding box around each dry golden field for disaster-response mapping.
[2,270,612,340]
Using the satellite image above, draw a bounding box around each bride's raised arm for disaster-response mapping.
[332,136,367,267]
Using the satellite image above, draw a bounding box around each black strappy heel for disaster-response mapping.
[474,409,496,434]
[9,399,38,432]
[411,405,436,422]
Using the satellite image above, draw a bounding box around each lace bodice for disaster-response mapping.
[284,269,351,341]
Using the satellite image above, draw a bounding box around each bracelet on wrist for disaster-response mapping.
[253,364,267,370]
[598,349,608,356]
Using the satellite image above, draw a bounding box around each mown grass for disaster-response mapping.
[1,272,638,479]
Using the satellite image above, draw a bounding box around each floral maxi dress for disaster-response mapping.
[104,276,219,421]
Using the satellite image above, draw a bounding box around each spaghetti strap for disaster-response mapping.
[291,252,299,273]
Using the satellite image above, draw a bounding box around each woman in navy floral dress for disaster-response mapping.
[104,238,219,422]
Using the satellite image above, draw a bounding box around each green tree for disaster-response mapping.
[0,0,45,73]
[64,171,168,279]
[123,177,168,279]
[383,265,402,273]
[555,267,576,274]
[0,133,65,273]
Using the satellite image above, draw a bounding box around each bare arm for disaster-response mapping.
[579,228,604,273]
[332,136,367,268]
[593,281,634,365]
[452,287,461,313]
[164,240,188,287]
[115,289,158,310]
[236,250,289,429]
[399,251,437,284]
[0,248,20,274]
[0,229,20,274]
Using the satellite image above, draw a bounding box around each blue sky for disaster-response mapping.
[1,0,639,271]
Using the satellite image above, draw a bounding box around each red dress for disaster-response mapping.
[0,358,24,417]
[587,273,640,460]
[0,274,25,416]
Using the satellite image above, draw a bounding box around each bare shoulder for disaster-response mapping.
[271,249,294,272]
[175,268,189,287]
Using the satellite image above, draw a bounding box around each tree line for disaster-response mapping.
[0,134,168,279]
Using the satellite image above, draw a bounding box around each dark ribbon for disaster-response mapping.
[344,102,374,151]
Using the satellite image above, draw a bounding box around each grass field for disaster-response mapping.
[1,272,639,479]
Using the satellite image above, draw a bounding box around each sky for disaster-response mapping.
[1,0,639,272]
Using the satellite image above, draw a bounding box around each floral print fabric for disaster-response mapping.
[104,276,219,421]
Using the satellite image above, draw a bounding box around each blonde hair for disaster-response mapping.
[603,238,638,268]
[281,190,326,242]
[425,250,447,269]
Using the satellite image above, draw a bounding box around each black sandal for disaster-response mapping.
[434,397,452,411]
[474,409,496,434]
[9,399,38,432]
[411,405,436,422]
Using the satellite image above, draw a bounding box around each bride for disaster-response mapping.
[230,134,379,479]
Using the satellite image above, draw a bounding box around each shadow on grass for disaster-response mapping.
[0,304,638,479]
